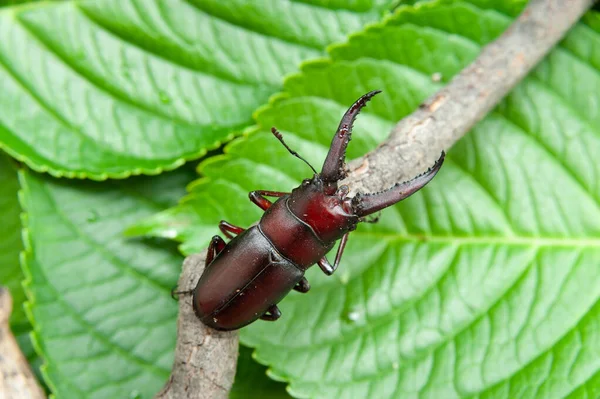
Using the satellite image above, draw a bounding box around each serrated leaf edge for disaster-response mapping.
[17,168,60,398]
[0,125,240,181]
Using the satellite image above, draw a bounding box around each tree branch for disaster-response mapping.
[158,0,594,397]
[155,254,238,399]
[0,287,45,399]
[344,0,595,193]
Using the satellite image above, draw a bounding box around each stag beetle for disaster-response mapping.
[191,90,445,331]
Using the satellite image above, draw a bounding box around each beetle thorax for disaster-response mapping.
[287,176,358,243]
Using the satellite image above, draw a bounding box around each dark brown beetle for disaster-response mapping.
[192,90,444,331]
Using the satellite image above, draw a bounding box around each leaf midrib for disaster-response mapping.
[350,231,600,247]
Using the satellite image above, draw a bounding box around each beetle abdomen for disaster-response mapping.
[193,226,303,331]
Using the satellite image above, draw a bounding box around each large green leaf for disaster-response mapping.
[20,160,286,398]
[19,166,197,398]
[0,0,395,179]
[130,1,600,398]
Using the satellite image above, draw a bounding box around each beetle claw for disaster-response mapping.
[360,212,381,224]
[293,277,310,293]
[171,286,193,300]
[318,257,335,275]
[260,305,282,321]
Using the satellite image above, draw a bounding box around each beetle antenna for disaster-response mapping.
[271,127,318,174]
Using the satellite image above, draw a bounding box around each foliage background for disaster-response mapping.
[1,0,599,398]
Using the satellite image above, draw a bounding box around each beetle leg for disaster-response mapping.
[249,190,288,211]
[317,233,350,276]
[360,212,381,224]
[206,235,227,267]
[219,220,245,239]
[260,304,281,321]
[293,277,310,293]
[318,257,334,275]
[170,287,192,299]
[172,235,228,299]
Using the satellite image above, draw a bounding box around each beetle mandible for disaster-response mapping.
[192,90,445,331]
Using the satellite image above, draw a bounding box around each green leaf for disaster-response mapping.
[0,0,394,179]
[20,166,196,398]
[231,345,291,399]
[0,153,26,327]
[132,1,600,398]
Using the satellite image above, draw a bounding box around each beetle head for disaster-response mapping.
[288,176,358,243]
[316,90,445,218]
[271,90,445,240]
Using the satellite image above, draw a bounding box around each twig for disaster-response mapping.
[0,287,45,399]
[344,0,595,193]
[155,254,238,399]
[158,0,595,397]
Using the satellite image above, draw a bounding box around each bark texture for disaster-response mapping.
[155,254,239,399]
